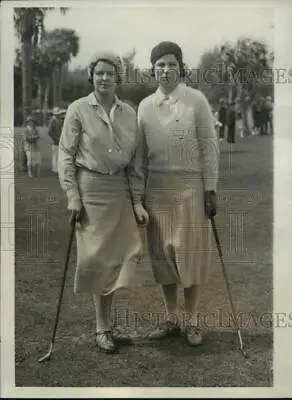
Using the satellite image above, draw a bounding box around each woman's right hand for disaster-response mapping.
[68,200,84,227]
[133,203,149,227]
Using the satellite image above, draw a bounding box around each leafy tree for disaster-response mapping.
[219,37,273,133]
[62,67,92,103]
[196,37,273,131]
[196,47,229,106]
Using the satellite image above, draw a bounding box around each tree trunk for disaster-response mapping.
[21,40,32,124]
[52,67,58,108]
[43,81,51,126]
[58,64,64,104]
[37,81,44,125]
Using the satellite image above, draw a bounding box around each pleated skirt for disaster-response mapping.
[145,171,213,287]
[74,168,142,295]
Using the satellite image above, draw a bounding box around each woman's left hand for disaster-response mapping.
[133,203,149,227]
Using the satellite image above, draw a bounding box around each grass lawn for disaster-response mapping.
[14,126,273,387]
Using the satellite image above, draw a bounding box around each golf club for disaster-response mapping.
[210,215,248,358]
[38,216,76,363]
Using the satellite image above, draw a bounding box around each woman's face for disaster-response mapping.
[93,61,117,96]
[154,53,181,88]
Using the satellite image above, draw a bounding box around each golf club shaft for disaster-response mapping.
[49,219,76,344]
[210,216,246,351]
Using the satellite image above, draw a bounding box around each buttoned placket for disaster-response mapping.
[156,95,182,137]
[106,104,123,154]
[98,102,124,175]
[104,106,116,175]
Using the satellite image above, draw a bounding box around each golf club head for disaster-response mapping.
[240,347,248,358]
[38,352,52,363]
[236,330,248,358]
[38,342,53,363]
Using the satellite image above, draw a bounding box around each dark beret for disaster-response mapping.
[150,41,183,65]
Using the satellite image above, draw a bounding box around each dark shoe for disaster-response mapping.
[147,321,181,340]
[95,330,117,353]
[185,325,203,347]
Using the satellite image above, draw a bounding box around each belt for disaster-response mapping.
[76,165,123,176]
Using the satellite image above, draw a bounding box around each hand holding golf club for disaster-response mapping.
[133,203,149,227]
[204,190,217,219]
[68,200,84,228]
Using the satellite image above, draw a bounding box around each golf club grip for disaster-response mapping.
[50,220,76,343]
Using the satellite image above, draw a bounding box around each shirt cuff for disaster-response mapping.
[131,194,143,205]
[66,188,82,210]
[204,180,217,192]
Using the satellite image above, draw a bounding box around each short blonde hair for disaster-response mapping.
[88,51,123,85]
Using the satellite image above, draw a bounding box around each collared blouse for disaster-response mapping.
[133,83,220,193]
[58,92,143,207]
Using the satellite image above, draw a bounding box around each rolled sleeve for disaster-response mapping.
[195,92,220,192]
[58,102,82,209]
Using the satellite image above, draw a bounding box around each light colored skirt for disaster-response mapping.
[145,171,213,287]
[25,150,41,166]
[74,168,142,295]
[51,145,58,172]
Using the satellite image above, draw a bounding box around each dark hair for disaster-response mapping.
[88,58,122,85]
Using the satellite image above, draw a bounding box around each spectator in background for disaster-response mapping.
[23,116,41,177]
[48,107,65,173]
[218,97,227,142]
[252,98,259,135]
[227,101,236,144]
[263,96,274,135]
[212,108,223,137]
[252,96,265,135]
[21,138,28,172]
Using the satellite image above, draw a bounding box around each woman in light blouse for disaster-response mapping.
[133,41,220,346]
[58,51,148,354]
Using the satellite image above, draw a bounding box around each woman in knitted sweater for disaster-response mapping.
[133,41,220,346]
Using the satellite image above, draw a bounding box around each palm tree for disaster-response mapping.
[45,28,80,105]
[14,7,67,123]
[31,28,79,124]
